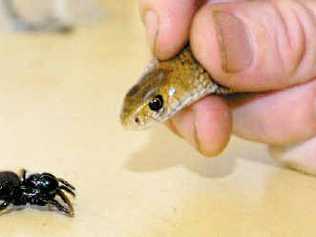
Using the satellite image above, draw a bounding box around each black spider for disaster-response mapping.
[0,169,76,217]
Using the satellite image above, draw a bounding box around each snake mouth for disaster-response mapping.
[121,118,155,130]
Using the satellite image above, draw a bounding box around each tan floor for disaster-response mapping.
[0,1,315,236]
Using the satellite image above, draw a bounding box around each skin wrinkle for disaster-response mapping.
[187,107,199,149]
[312,83,316,119]
[298,0,316,27]
[292,1,316,84]
[152,21,160,56]
[193,109,202,154]
[253,6,284,85]
[304,2,316,66]
[166,119,182,139]
[290,2,307,82]
[271,1,291,74]
[142,8,160,55]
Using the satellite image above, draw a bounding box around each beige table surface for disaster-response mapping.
[0,1,315,236]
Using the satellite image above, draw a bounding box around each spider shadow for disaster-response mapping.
[0,205,60,216]
[0,196,72,217]
[0,206,25,216]
[125,127,279,178]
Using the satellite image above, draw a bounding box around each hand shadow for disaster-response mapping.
[125,127,279,178]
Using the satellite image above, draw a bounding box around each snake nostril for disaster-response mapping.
[134,117,140,124]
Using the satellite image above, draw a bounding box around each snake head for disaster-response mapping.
[120,46,215,130]
[120,65,171,129]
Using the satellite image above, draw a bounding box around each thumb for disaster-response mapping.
[191,0,316,91]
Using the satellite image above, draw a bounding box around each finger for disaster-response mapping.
[167,96,232,157]
[139,0,203,59]
[230,79,316,145]
[191,0,316,91]
[269,136,316,176]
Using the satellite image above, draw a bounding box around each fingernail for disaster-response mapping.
[144,11,158,53]
[213,11,253,73]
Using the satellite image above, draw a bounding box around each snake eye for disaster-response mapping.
[148,95,164,112]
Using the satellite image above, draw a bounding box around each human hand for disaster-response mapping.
[139,0,316,175]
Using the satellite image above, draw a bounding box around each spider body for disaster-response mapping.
[0,170,75,216]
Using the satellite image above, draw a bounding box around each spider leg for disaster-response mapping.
[1,0,72,33]
[59,185,76,197]
[56,190,74,217]
[58,178,75,190]
[20,169,27,181]
[46,199,74,217]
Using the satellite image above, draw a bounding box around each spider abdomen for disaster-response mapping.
[0,171,21,200]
